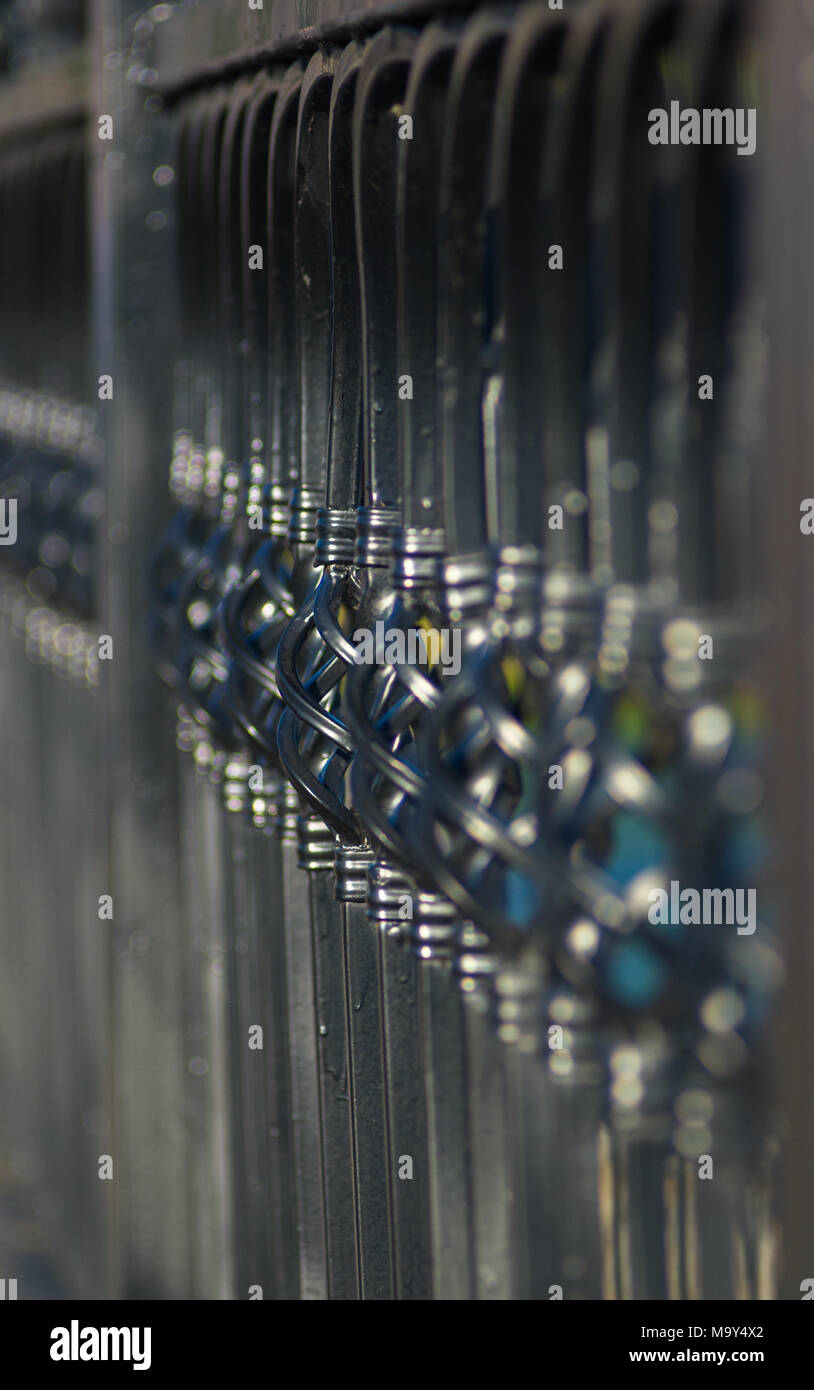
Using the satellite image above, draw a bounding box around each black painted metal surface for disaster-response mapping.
[0,0,808,1302]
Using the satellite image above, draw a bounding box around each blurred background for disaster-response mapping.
[0,0,811,1301]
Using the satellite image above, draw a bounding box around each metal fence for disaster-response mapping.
[0,0,810,1301]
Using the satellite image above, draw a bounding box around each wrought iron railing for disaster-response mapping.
[0,0,806,1303]
[142,0,779,1299]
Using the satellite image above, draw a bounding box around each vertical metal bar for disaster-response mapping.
[338,858,394,1299]
[418,948,475,1300]
[326,39,392,1301]
[251,810,300,1299]
[287,48,358,1300]
[304,825,357,1300]
[222,769,271,1298]
[214,79,256,1303]
[765,0,814,1299]
[279,798,329,1300]
[347,26,433,1301]
[456,927,516,1300]
[370,863,433,1300]
[97,0,201,1292]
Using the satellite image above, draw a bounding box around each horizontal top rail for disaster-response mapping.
[154,0,510,101]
